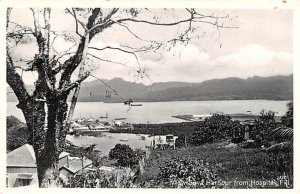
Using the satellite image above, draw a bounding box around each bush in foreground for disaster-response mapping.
[190,114,242,146]
[65,168,137,188]
[7,116,31,152]
[152,156,227,188]
[109,144,141,167]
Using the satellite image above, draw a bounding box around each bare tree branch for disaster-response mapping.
[7,31,35,38]
[65,8,85,37]
[72,9,84,37]
[116,9,237,29]
[111,19,151,42]
[6,8,12,28]
[30,8,55,91]
[59,9,102,89]
[87,53,126,66]
[117,17,192,26]
[88,46,141,66]
[89,74,125,102]
[103,8,119,22]
[43,8,51,64]
[51,52,75,74]
[31,8,45,53]
[6,52,31,106]
[62,73,90,93]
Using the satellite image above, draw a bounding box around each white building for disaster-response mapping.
[151,134,178,149]
[7,144,88,187]
[6,144,38,187]
[59,156,93,182]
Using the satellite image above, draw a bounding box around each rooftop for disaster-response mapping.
[59,151,70,159]
[60,157,92,174]
[7,144,36,168]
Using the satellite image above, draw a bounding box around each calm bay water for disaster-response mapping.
[7,100,289,155]
[66,133,152,156]
[7,100,289,123]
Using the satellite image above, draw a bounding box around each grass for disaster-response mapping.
[143,141,293,188]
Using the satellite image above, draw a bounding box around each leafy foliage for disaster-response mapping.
[281,101,293,128]
[272,127,293,141]
[144,145,293,188]
[251,110,278,147]
[7,115,24,128]
[152,156,227,188]
[116,122,202,136]
[109,144,139,167]
[6,116,31,152]
[190,114,242,146]
[65,168,137,188]
[175,134,187,148]
[267,127,294,153]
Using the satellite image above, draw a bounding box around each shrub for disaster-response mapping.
[251,110,278,147]
[190,114,242,146]
[65,168,137,188]
[152,156,228,188]
[175,134,187,148]
[6,116,31,152]
[109,144,139,167]
[281,101,293,128]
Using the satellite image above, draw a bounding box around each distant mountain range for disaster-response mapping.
[7,74,293,102]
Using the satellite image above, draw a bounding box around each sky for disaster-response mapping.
[8,8,293,85]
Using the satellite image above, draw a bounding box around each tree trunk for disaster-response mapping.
[20,92,68,187]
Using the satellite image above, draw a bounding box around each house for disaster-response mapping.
[59,156,93,182]
[240,120,256,140]
[70,121,83,131]
[6,144,38,187]
[7,144,78,187]
[94,123,106,130]
[114,121,124,127]
[151,134,178,149]
[58,151,70,169]
[232,120,257,141]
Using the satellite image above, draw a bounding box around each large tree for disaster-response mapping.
[6,8,235,187]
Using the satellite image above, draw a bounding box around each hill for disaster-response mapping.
[146,75,293,101]
[7,74,293,102]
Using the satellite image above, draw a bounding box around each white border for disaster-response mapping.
[0,0,299,194]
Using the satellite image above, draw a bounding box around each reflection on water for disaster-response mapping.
[66,133,152,156]
[7,100,289,156]
[7,100,289,123]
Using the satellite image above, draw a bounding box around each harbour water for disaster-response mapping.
[7,100,289,123]
[7,100,289,155]
[66,133,152,156]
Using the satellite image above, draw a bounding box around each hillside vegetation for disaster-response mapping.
[7,75,293,102]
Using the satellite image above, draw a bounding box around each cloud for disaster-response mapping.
[8,9,292,86]
[137,43,292,83]
[15,40,293,86]
[179,44,210,63]
[215,43,292,78]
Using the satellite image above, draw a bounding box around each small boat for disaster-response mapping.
[115,118,126,120]
[131,104,142,106]
[120,139,129,142]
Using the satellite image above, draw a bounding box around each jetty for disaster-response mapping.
[172,113,282,122]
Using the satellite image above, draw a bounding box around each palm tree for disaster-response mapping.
[267,127,293,153]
